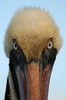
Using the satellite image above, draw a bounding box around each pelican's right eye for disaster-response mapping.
[13,41,18,50]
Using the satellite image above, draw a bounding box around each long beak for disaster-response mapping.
[9,48,57,100]
[26,62,52,100]
[15,62,52,100]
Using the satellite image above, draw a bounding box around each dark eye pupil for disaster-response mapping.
[15,43,17,48]
[49,43,51,47]
[13,42,18,50]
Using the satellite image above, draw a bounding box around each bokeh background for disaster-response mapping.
[0,0,66,100]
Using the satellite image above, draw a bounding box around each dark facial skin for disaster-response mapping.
[9,42,27,100]
[9,38,57,100]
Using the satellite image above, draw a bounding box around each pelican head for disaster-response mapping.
[4,8,62,100]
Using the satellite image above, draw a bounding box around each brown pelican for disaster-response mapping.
[4,8,62,100]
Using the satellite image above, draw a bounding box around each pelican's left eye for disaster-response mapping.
[13,41,18,50]
[47,41,53,49]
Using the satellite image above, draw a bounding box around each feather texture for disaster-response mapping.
[4,8,62,59]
